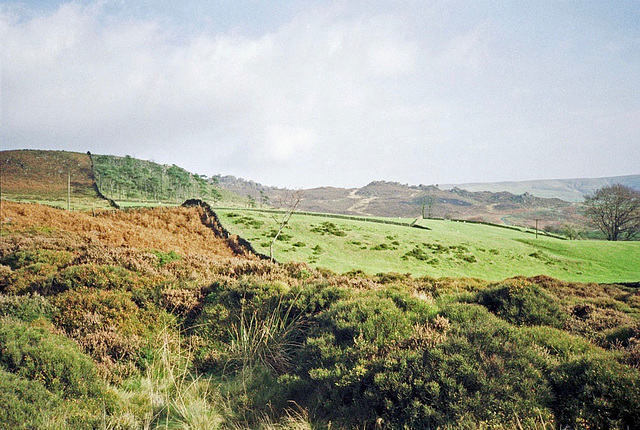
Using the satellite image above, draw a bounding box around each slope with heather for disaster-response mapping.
[0,149,112,209]
[1,200,640,429]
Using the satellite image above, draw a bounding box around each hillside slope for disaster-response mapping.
[217,177,584,230]
[217,208,640,283]
[1,200,640,429]
[0,200,256,262]
[0,150,240,210]
[0,149,112,209]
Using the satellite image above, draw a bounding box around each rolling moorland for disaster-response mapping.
[1,149,640,428]
[216,175,587,231]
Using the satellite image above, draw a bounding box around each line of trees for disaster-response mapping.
[92,155,222,204]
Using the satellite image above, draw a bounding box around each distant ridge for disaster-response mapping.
[441,175,640,202]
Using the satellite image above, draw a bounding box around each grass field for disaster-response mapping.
[216,208,640,283]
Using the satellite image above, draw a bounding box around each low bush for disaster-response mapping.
[549,356,640,429]
[0,368,59,429]
[311,222,347,237]
[0,318,106,400]
[151,249,182,267]
[46,264,159,295]
[474,281,567,328]
[288,301,555,428]
[50,288,171,381]
[0,249,73,270]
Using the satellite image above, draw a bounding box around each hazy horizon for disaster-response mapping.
[2,1,639,188]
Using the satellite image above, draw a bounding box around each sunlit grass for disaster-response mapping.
[217,209,640,283]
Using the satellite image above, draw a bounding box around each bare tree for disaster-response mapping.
[583,184,640,241]
[420,195,437,219]
[270,190,303,262]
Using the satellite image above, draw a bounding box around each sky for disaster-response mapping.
[1,1,639,189]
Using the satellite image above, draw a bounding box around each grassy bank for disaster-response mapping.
[216,209,640,283]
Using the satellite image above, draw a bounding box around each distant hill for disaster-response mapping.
[441,175,640,202]
[5,149,633,233]
[216,176,585,231]
[0,149,112,209]
[0,150,238,209]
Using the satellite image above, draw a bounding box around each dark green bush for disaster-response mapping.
[402,245,430,261]
[0,369,59,429]
[475,281,567,328]
[0,249,73,270]
[549,357,640,429]
[0,318,105,399]
[45,264,159,295]
[289,302,555,428]
[311,222,347,236]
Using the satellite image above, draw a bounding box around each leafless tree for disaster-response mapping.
[420,195,437,219]
[270,190,303,262]
[583,184,640,241]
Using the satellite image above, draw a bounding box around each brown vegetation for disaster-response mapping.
[1,201,244,259]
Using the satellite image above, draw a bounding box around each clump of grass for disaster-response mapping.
[151,250,182,267]
[402,245,430,261]
[108,328,229,429]
[224,297,304,375]
[371,242,398,251]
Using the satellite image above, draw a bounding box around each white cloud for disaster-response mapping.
[1,1,639,187]
[264,125,317,162]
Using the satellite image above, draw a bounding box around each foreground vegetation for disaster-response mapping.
[1,201,639,429]
[216,209,640,284]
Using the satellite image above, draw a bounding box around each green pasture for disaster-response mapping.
[217,209,640,283]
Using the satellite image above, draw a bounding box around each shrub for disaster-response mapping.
[402,245,430,261]
[0,249,73,270]
[151,249,182,267]
[0,368,59,429]
[475,281,567,328]
[50,288,171,381]
[45,264,159,295]
[310,222,347,237]
[290,301,555,428]
[549,357,640,429]
[0,318,105,399]
[0,293,56,322]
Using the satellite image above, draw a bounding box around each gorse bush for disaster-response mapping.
[474,280,567,328]
[549,356,640,429]
[0,318,106,399]
[0,368,60,429]
[0,249,74,270]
